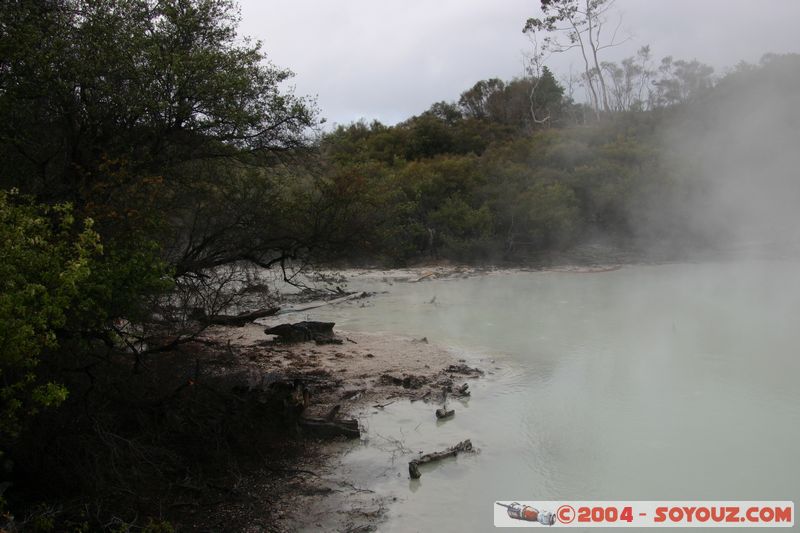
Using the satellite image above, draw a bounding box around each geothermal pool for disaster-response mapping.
[300,261,800,531]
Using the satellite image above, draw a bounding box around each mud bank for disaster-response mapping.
[197,323,487,532]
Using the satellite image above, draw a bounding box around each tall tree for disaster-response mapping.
[0,0,317,199]
[602,46,656,111]
[524,0,628,119]
[0,0,322,276]
[0,0,332,366]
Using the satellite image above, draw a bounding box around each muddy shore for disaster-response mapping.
[179,263,625,531]
[190,320,484,532]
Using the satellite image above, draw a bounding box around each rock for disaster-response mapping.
[341,389,365,400]
[264,321,337,343]
[379,374,403,386]
[437,377,454,390]
[379,373,428,389]
[402,375,427,389]
[446,363,484,376]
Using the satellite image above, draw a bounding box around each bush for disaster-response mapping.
[0,190,101,441]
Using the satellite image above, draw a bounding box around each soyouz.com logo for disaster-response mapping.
[493,501,794,527]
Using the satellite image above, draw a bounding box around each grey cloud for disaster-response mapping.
[239,0,800,126]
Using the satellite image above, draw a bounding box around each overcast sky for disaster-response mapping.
[238,0,800,127]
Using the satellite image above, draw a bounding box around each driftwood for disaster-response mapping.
[409,439,473,479]
[436,388,454,419]
[435,407,454,420]
[299,417,360,439]
[278,291,370,315]
[193,307,280,326]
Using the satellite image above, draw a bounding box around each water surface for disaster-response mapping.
[305,261,800,531]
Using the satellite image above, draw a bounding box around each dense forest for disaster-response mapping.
[317,52,799,263]
[1,0,798,530]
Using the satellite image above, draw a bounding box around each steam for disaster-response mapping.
[642,55,800,258]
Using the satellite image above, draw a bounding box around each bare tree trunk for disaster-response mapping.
[568,15,602,120]
[523,44,553,127]
[585,0,610,114]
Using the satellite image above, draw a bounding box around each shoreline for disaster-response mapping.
[14,263,648,530]
[197,322,487,532]
[192,259,792,531]
[216,264,625,530]
[11,262,796,530]
[164,263,628,531]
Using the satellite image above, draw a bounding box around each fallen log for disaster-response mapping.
[196,307,280,327]
[278,292,370,315]
[299,417,360,439]
[409,439,473,479]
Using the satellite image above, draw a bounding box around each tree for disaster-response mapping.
[457,75,564,132]
[0,0,317,200]
[652,56,715,107]
[458,78,506,119]
[524,0,629,119]
[527,66,565,126]
[0,0,323,328]
[0,0,333,435]
[602,46,655,111]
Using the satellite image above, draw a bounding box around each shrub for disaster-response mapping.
[0,190,101,441]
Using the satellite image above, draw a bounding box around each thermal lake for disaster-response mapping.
[297,261,800,531]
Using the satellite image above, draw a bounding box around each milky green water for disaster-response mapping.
[304,261,800,532]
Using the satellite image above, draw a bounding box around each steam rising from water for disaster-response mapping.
[652,55,800,257]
